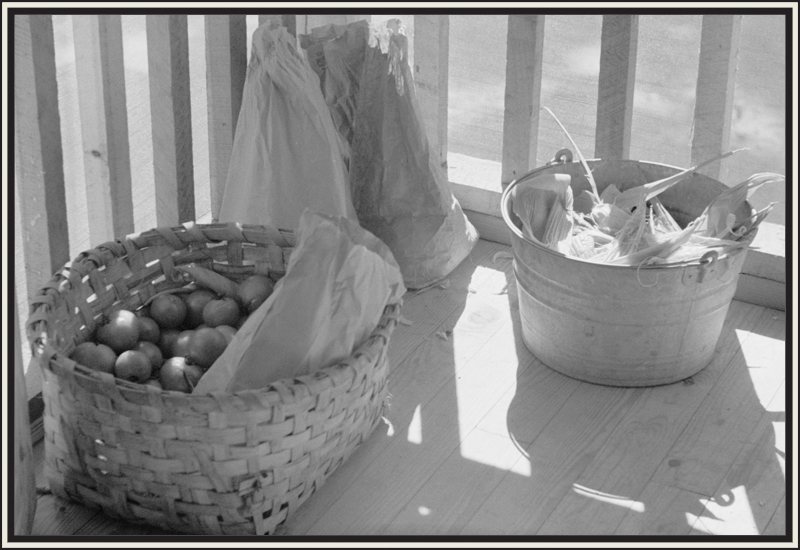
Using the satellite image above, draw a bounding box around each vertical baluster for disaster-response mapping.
[13,293,36,536]
[344,15,371,24]
[14,14,70,300]
[282,15,297,36]
[595,14,638,160]
[205,15,247,222]
[501,14,545,186]
[146,14,195,225]
[692,14,742,181]
[306,14,344,31]
[258,14,281,27]
[257,13,298,36]
[72,14,134,242]
[414,14,450,168]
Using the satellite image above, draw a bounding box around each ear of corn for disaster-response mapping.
[511,173,573,244]
[520,111,780,267]
[542,194,574,253]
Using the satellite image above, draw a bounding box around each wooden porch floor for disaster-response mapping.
[30,239,787,538]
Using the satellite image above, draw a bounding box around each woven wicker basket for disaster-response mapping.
[25,221,400,535]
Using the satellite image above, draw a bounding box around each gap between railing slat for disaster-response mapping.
[205,14,247,222]
[146,14,195,225]
[595,14,638,160]
[414,14,450,168]
[692,14,742,181]
[14,14,70,301]
[72,14,134,243]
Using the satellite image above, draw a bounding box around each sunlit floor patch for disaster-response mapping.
[572,484,645,513]
[687,485,759,535]
[459,429,531,476]
[735,329,785,408]
[407,404,422,444]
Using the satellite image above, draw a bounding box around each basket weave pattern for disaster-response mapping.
[26,222,400,535]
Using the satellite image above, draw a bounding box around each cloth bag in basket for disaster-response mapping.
[193,210,406,394]
[300,19,479,289]
[219,22,357,231]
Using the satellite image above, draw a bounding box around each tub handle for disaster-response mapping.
[548,148,573,165]
[681,250,733,285]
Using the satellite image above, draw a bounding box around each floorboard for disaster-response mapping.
[25,239,789,539]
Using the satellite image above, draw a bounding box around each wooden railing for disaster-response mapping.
[13,12,787,402]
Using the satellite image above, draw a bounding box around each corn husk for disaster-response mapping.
[650,196,682,233]
[660,233,748,264]
[611,149,744,213]
[734,202,778,240]
[608,220,698,266]
[542,193,574,253]
[695,173,784,239]
[511,173,573,244]
[599,195,648,263]
[542,106,601,203]
[600,184,622,204]
[591,202,632,235]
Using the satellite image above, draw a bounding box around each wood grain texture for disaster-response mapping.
[462,382,642,535]
[615,483,710,535]
[691,14,742,182]
[204,15,247,222]
[14,14,70,300]
[382,428,528,536]
[595,15,638,161]
[27,241,786,537]
[72,15,134,243]
[691,418,785,535]
[385,240,506,367]
[304,296,537,535]
[501,14,545,185]
[284,243,514,535]
[625,306,784,500]
[146,14,195,225]
[763,495,786,536]
[414,15,450,168]
[535,299,765,535]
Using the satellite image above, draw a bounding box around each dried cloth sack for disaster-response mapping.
[192,209,406,395]
[218,23,356,232]
[301,20,478,289]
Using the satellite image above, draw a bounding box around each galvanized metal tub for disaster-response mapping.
[501,151,757,387]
